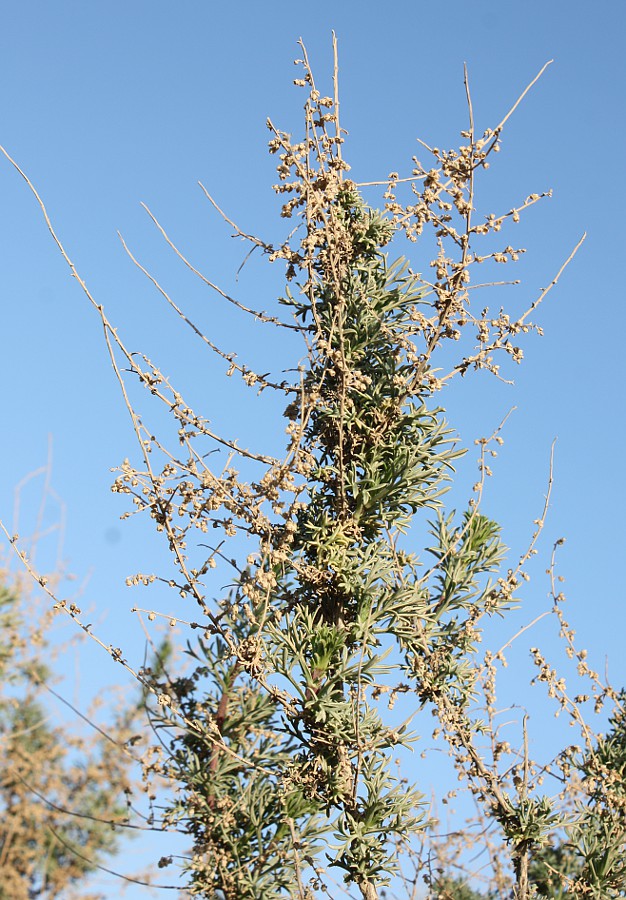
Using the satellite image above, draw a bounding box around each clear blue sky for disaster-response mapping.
[1,2,624,896]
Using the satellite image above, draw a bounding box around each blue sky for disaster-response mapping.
[1,2,625,896]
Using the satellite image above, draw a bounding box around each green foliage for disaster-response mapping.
[528,695,626,899]
[157,604,328,900]
[528,840,581,899]
[428,874,497,900]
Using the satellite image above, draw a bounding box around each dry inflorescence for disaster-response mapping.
[2,35,623,900]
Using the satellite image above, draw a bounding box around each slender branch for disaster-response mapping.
[46,825,181,889]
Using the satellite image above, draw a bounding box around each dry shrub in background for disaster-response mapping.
[0,474,149,899]
[1,37,625,900]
